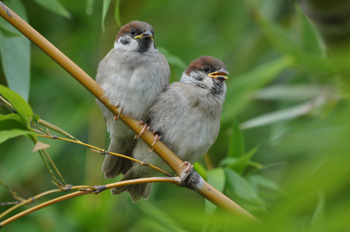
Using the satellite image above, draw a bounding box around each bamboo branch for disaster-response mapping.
[0,95,13,109]
[38,119,80,141]
[0,96,76,142]
[0,189,63,219]
[0,177,180,227]
[0,1,257,221]
[0,179,24,203]
[38,149,64,186]
[36,134,172,177]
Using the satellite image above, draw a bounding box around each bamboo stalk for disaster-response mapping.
[0,1,257,221]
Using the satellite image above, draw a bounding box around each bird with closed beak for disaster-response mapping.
[96,21,170,179]
[112,56,229,202]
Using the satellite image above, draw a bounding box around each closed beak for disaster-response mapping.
[134,30,153,41]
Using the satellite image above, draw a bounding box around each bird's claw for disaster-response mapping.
[114,106,123,121]
[179,161,194,182]
[137,120,145,127]
[134,121,150,140]
[148,131,161,152]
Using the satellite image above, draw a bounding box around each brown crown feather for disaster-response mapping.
[115,21,154,41]
[185,56,226,75]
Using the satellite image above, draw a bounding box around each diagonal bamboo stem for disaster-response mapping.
[0,1,257,221]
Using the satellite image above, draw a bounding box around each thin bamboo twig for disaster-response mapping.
[0,191,88,227]
[0,2,257,221]
[0,95,13,109]
[38,119,80,141]
[0,177,180,227]
[38,150,62,186]
[1,91,67,186]
[0,183,106,219]
[32,124,48,135]
[41,149,67,185]
[0,95,17,114]
[37,134,172,177]
[0,201,19,206]
[0,189,63,219]
[0,179,24,202]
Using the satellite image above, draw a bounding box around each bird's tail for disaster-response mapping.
[102,137,136,178]
[111,170,152,202]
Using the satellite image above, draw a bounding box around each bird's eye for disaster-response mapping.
[203,66,210,73]
[130,28,136,35]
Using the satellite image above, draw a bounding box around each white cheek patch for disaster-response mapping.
[180,73,192,83]
[180,72,214,89]
[202,76,214,88]
[114,36,140,51]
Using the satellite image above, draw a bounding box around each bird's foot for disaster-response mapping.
[179,161,194,182]
[113,106,124,121]
[148,131,161,152]
[134,121,150,140]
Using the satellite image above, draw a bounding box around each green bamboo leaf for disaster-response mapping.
[221,146,258,174]
[0,128,34,144]
[248,174,283,193]
[0,113,24,126]
[240,95,327,130]
[255,85,330,102]
[207,168,225,193]
[0,113,23,123]
[222,56,292,123]
[253,10,334,73]
[32,114,41,124]
[86,0,94,15]
[136,201,186,232]
[0,0,30,102]
[193,162,207,180]
[225,168,264,206]
[0,85,33,128]
[0,113,27,132]
[157,47,187,69]
[205,168,226,215]
[33,0,71,19]
[114,0,122,27]
[219,157,238,167]
[102,0,111,32]
[295,4,325,57]
[226,119,245,158]
[308,193,325,232]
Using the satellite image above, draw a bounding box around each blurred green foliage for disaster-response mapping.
[0,0,350,231]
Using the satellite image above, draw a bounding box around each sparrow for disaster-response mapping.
[112,56,229,202]
[96,21,170,179]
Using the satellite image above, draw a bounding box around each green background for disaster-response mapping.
[0,0,349,231]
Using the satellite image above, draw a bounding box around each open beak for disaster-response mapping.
[208,69,229,81]
[134,30,154,41]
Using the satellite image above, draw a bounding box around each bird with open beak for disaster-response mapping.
[112,56,229,202]
[96,21,170,179]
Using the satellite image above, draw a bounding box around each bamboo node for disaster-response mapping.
[93,185,107,194]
